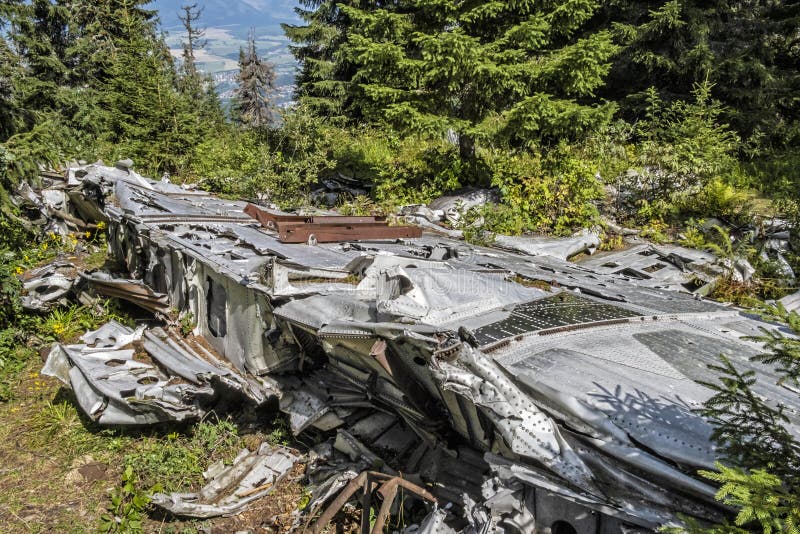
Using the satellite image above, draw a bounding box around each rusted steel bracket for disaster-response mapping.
[307,471,437,534]
[244,203,422,244]
[277,222,422,244]
[244,203,386,229]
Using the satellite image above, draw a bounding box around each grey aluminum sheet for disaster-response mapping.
[48,162,800,530]
[489,315,799,470]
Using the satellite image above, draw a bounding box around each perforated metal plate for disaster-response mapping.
[471,293,642,346]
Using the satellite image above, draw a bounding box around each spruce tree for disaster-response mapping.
[0,35,18,141]
[5,0,73,128]
[282,0,352,117]
[175,3,224,139]
[233,30,276,128]
[67,0,158,87]
[96,0,191,172]
[178,3,205,97]
[286,1,621,158]
[604,0,800,145]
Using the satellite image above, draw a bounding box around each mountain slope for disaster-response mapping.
[153,0,299,104]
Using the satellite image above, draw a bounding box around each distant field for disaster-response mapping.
[158,0,300,105]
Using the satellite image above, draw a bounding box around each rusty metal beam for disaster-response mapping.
[244,203,386,230]
[244,203,422,244]
[277,222,422,244]
[308,471,436,534]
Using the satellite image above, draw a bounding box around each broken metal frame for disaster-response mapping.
[307,470,438,534]
[23,161,800,533]
[244,202,422,244]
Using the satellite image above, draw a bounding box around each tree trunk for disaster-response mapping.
[459,133,475,160]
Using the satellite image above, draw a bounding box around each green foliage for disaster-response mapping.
[100,465,152,534]
[233,30,276,128]
[0,328,32,402]
[484,145,604,235]
[369,137,464,206]
[698,354,800,482]
[179,311,196,336]
[0,249,23,330]
[696,303,800,533]
[605,0,800,147]
[123,419,242,492]
[37,303,128,344]
[266,416,291,446]
[289,0,621,156]
[679,219,707,249]
[460,203,523,245]
[697,464,800,534]
[191,109,336,208]
[749,151,800,206]
[672,178,753,226]
[748,306,800,388]
[703,226,755,262]
[634,82,743,201]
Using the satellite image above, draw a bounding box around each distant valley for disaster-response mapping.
[154,0,300,105]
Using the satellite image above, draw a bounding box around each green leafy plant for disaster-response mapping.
[124,419,242,492]
[679,219,709,249]
[179,312,196,336]
[39,305,96,343]
[483,145,604,235]
[267,415,291,446]
[673,178,754,225]
[100,466,154,533]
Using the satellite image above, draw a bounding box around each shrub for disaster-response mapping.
[190,108,336,208]
[483,144,604,235]
[636,81,742,196]
[367,136,465,206]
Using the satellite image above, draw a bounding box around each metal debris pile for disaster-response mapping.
[15,161,800,532]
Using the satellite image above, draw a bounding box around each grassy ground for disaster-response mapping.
[0,235,315,533]
[0,357,124,532]
[0,353,307,533]
[0,290,306,534]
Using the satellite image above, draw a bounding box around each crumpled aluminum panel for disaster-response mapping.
[151,444,300,518]
[470,292,642,347]
[489,314,799,469]
[38,162,800,531]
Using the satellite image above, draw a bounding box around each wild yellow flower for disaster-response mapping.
[84,231,91,238]
[15,266,23,275]
[97,221,106,230]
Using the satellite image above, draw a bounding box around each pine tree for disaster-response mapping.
[286,1,621,159]
[282,0,352,117]
[233,30,276,128]
[178,3,205,97]
[603,0,800,146]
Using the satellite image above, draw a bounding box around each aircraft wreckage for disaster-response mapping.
[17,161,800,533]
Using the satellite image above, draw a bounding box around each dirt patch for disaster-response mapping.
[0,359,315,533]
[0,362,116,532]
[209,462,307,533]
